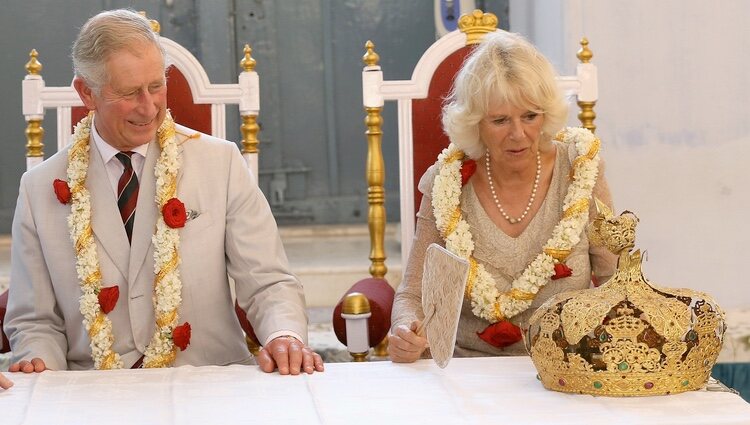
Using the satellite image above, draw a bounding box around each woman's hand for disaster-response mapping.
[0,372,13,390]
[388,320,429,363]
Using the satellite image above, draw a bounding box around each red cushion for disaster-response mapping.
[411,46,475,214]
[332,277,395,348]
[0,289,9,353]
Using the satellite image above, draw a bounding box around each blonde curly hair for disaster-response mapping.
[442,31,568,159]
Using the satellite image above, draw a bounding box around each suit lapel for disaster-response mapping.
[128,141,159,287]
[88,139,130,280]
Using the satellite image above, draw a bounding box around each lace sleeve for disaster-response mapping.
[391,165,443,332]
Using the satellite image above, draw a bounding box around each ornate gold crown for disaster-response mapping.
[526,200,726,396]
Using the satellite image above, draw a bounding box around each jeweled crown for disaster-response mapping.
[526,200,726,396]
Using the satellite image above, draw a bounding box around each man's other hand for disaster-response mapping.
[257,336,324,375]
[9,357,47,373]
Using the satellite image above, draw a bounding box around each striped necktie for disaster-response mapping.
[116,152,139,243]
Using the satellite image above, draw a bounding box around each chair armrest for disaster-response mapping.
[332,277,395,348]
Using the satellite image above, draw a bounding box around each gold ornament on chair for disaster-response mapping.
[526,199,726,396]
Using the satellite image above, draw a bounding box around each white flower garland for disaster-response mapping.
[67,111,184,369]
[432,127,600,323]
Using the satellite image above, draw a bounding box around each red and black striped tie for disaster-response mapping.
[116,152,139,243]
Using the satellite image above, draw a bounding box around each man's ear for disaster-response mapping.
[73,77,96,111]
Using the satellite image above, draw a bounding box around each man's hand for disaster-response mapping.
[257,336,324,375]
[0,372,13,390]
[9,357,47,373]
[388,321,429,363]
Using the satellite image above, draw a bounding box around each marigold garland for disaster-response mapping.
[431,127,601,323]
[66,111,187,369]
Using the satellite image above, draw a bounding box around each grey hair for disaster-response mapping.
[72,9,165,93]
[441,31,568,159]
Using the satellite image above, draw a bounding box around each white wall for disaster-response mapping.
[511,0,750,308]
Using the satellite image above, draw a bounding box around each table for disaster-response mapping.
[1,357,749,425]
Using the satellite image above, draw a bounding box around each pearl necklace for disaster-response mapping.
[485,148,541,224]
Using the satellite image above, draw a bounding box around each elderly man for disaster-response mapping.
[3,9,323,380]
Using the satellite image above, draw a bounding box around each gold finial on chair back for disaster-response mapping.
[363,40,380,66]
[138,11,161,34]
[25,49,42,75]
[240,44,260,157]
[241,44,256,72]
[577,37,593,63]
[24,49,45,160]
[458,9,499,45]
[576,38,597,133]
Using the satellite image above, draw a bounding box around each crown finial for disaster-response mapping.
[588,198,640,256]
[241,44,256,72]
[363,40,379,66]
[25,49,42,75]
[577,37,593,63]
[138,11,161,33]
[458,9,499,45]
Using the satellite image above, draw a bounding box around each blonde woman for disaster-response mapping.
[389,31,616,362]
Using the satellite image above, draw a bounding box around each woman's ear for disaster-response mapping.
[73,77,97,111]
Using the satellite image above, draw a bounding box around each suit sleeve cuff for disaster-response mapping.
[263,330,304,347]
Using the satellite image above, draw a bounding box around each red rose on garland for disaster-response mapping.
[172,322,192,351]
[460,159,477,186]
[162,198,187,228]
[53,179,71,204]
[551,262,573,280]
[477,320,522,348]
[98,286,120,314]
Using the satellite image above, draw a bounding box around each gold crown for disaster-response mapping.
[526,200,726,396]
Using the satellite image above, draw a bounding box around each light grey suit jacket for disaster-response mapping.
[4,124,307,370]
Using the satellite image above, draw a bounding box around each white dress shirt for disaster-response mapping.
[91,118,149,197]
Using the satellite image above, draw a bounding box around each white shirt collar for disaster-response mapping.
[91,116,150,163]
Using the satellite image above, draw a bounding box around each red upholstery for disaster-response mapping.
[332,277,395,347]
[410,46,474,213]
[0,289,9,353]
[71,65,212,135]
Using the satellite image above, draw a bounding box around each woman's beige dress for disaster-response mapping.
[392,140,617,356]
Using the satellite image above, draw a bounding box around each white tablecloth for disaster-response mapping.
[1,357,748,425]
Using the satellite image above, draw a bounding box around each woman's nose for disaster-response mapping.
[509,119,525,141]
